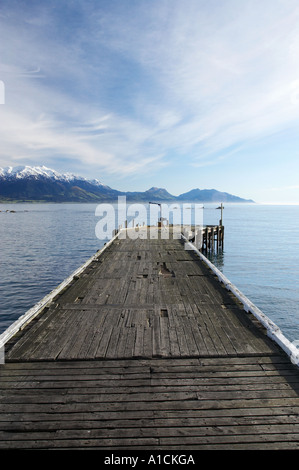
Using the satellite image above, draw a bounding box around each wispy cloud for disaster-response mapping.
[0,0,299,194]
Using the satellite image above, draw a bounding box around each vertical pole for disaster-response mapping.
[220,203,223,226]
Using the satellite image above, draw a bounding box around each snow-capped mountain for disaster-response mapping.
[0,165,65,179]
[0,165,253,203]
[0,165,105,187]
[0,165,119,202]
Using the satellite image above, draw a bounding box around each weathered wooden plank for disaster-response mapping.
[1,410,299,430]
[105,327,122,359]
[0,436,160,449]
[1,386,298,402]
[158,432,299,446]
[167,305,190,356]
[1,422,299,442]
[143,326,153,358]
[94,325,114,358]
[1,380,297,398]
[0,396,298,415]
[123,327,136,358]
[152,316,162,357]
[159,316,171,357]
[168,328,181,357]
[1,405,298,425]
[133,325,144,358]
[55,310,102,360]
[1,365,298,384]
[187,317,210,355]
[1,354,292,371]
[83,313,112,359]
[2,357,297,380]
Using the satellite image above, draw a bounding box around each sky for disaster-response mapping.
[0,0,299,203]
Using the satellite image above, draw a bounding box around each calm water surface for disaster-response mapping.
[0,202,298,344]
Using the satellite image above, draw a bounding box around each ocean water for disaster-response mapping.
[205,204,299,344]
[0,202,298,345]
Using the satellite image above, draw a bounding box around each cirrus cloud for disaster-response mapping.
[0,0,299,200]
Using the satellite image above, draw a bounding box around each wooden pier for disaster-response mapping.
[182,224,224,251]
[0,227,299,450]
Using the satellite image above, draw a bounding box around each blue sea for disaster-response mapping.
[0,202,299,345]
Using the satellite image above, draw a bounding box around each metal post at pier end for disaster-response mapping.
[149,201,162,226]
[220,202,223,226]
[219,203,224,249]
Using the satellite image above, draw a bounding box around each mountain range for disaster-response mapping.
[0,165,254,203]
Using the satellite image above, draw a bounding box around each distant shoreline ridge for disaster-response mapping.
[0,165,254,204]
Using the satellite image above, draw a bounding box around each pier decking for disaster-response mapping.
[0,228,299,450]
